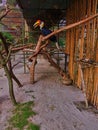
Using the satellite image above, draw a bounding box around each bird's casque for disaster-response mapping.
[33,20,44,29]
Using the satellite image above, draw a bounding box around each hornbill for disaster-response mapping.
[33,19,60,50]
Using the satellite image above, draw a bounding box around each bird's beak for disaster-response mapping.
[33,21,40,28]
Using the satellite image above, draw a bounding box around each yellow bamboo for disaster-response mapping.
[93,15,98,107]
[91,67,98,105]
[74,0,80,85]
[93,67,98,106]
[77,39,82,89]
[65,2,73,54]
[68,29,75,80]
[74,27,80,86]
[77,0,85,88]
[65,30,71,54]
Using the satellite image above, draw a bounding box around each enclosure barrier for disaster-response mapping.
[42,0,98,108]
[65,0,98,108]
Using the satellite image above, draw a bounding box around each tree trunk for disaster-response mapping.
[0,53,17,105]
[8,61,23,87]
[4,65,17,105]
[0,32,22,87]
[30,57,37,84]
[29,35,42,83]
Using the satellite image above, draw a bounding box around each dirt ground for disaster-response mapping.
[0,52,98,130]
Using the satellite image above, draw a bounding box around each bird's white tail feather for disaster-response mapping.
[55,42,60,50]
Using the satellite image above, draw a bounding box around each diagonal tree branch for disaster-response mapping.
[5,46,12,63]
[0,9,11,21]
[42,13,98,41]
[0,32,22,87]
[28,13,98,61]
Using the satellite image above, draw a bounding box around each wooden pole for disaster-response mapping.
[79,64,88,108]
[29,35,43,83]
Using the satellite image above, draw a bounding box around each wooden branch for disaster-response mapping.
[23,48,35,52]
[28,39,49,61]
[5,46,13,63]
[28,42,64,61]
[12,61,21,69]
[0,9,11,21]
[42,13,98,41]
[26,63,30,70]
[42,51,65,76]
[0,32,9,53]
[2,44,34,55]
[28,35,43,61]
[30,57,37,84]
[0,32,22,87]
[11,44,34,52]
[0,50,6,66]
[28,14,98,61]
[42,51,72,85]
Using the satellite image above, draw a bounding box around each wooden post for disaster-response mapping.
[29,35,43,84]
[79,64,88,108]
[30,57,37,84]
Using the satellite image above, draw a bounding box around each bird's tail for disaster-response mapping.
[55,42,60,50]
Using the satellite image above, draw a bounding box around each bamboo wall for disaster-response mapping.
[66,0,98,108]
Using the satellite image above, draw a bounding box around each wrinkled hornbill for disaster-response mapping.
[33,19,60,49]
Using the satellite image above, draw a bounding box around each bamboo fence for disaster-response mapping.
[65,0,98,108]
[24,0,98,108]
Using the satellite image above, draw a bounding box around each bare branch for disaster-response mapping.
[5,46,12,63]
[12,61,20,69]
[42,13,98,41]
[28,14,98,61]
[23,48,35,52]
[2,44,34,55]
[26,63,30,70]
[0,9,11,21]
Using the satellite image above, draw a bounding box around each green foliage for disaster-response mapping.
[2,32,14,44]
[27,123,40,130]
[59,37,66,47]
[0,32,13,50]
[7,101,40,130]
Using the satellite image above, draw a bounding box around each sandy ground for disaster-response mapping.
[0,52,98,130]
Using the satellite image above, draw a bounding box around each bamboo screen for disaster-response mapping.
[66,0,98,108]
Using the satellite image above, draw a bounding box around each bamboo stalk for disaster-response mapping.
[0,9,11,20]
[77,0,87,89]
[91,67,98,105]
[93,67,98,106]
[74,25,80,85]
[68,29,75,80]
[79,64,88,108]
[84,0,91,102]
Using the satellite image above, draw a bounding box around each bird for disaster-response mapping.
[33,19,60,50]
